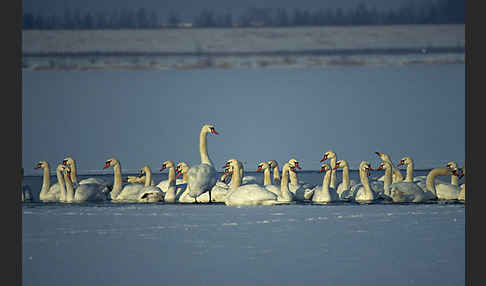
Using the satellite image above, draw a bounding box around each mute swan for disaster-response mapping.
[375,152,404,182]
[185,124,219,203]
[136,166,165,203]
[404,159,459,189]
[103,158,160,202]
[61,166,109,202]
[256,161,281,196]
[156,160,185,191]
[424,166,461,200]
[332,160,359,201]
[62,157,109,188]
[267,160,281,185]
[287,158,314,201]
[35,160,62,202]
[21,168,33,202]
[350,161,378,203]
[224,159,284,206]
[320,151,338,189]
[125,175,154,185]
[311,163,340,203]
[177,161,228,203]
[376,161,432,203]
[159,160,179,202]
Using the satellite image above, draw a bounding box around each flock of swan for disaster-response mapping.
[21,124,466,206]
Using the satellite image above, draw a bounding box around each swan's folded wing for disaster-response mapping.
[187,164,217,197]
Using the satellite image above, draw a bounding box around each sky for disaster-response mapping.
[22,0,434,21]
[22,63,465,175]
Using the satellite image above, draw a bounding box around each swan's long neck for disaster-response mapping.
[279,164,292,201]
[63,172,75,202]
[426,168,450,196]
[144,168,153,187]
[383,156,404,182]
[56,168,66,202]
[289,169,299,185]
[321,168,332,194]
[230,164,242,189]
[39,165,51,196]
[360,168,373,196]
[111,163,123,200]
[341,164,350,190]
[165,166,176,201]
[69,160,79,184]
[451,173,458,186]
[263,168,272,185]
[404,161,414,182]
[200,129,213,166]
[330,157,337,189]
[273,166,280,183]
[383,166,392,195]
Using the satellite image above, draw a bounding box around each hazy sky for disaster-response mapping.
[22,0,433,20]
[22,63,464,175]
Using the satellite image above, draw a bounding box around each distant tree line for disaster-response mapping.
[22,0,464,30]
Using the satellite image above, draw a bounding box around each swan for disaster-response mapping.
[311,163,340,203]
[61,165,109,202]
[125,175,153,185]
[136,165,165,203]
[103,158,161,202]
[405,159,459,188]
[256,161,281,196]
[156,160,185,191]
[159,160,181,203]
[375,152,404,182]
[376,161,433,203]
[35,160,62,202]
[21,168,33,202]
[424,166,462,200]
[185,124,219,203]
[267,160,281,185]
[287,158,315,201]
[62,157,110,188]
[224,159,287,206]
[457,166,465,202]
[332,160,359,201]
[350,161,378,203]
[320,150,338,189]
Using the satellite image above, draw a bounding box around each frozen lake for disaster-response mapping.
[22,171,465,286]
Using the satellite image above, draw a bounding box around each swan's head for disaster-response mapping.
[320,150,336,162]
[267,160,278,169]
[376,161,391,171]
[333,160,348,170]
[62,157,75,167]
[397,157,412,167]
[203,124,219,135]
[160,160,175,171]
[360,161,373,177]
[288,158,302,170]
[223,158,238,170]
[220,169,231,182]
[320,163,331,173]
[139,165,152,176]
[103,158,119,169]
[375,152,391,162]
[446,161,458,170]
[35,160,49,169]
[256,162,270,172]
[175,162,189,178]
[56,164,68,173]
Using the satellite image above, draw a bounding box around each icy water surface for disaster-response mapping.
[22,171,465,286]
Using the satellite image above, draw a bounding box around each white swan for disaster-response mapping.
[375,152,404,182]
[224,159,285,206]
[156,160,185,191]
[376,161,433,203]
[403,159,460,191]
[62,157,110,189]
[320,150,338,189]
[61,165,109,202]
[311,163,340,203]
[103,158,161,202]
[21,168,33,202]
[185,124,219,203]
[256,161,281,196]
[125,175,153,185]
[350,161,378,203]
[267,160,281,185]
[35,160,62,202]
[287,158,315,201]
[137,165,165,203]
[424,166,462,200]
[332,159,359,200]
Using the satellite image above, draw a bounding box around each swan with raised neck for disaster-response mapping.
[320,150,337,189]
[103,157,124,200]
[375,152,404,182]
[425,167,460,198]
[333,159,359,196]
[278,163,294,202]
[353,161,376,202]
[56,164,68,202]
[199,124,218,166]
[267,160,281,185]
[63,156,108,186]
[312,163,339,203]
[160,161,176,203]
[35,160,61,202]
[287,158,302,185]
[62,166,76,202]
[257,161,272,185]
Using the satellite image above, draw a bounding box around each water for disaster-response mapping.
[22,170,465,286]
